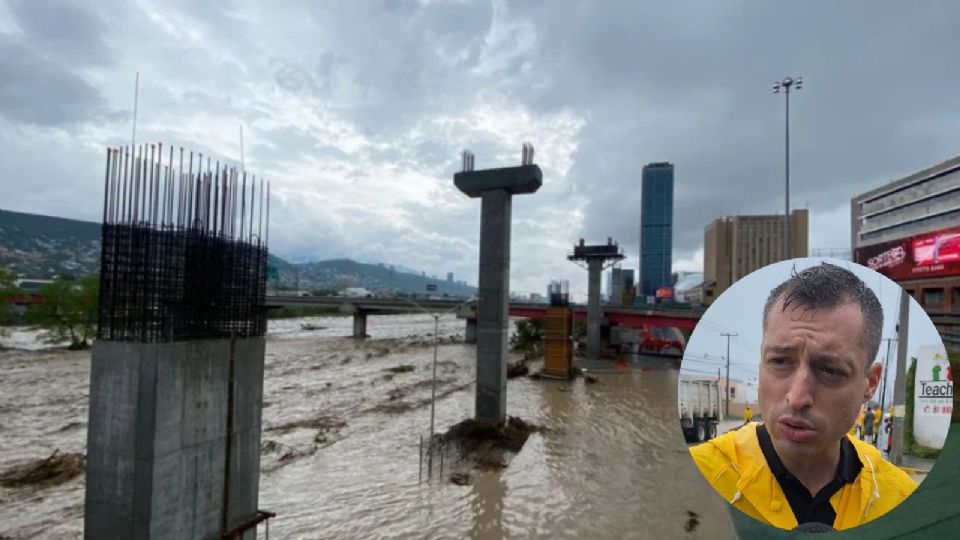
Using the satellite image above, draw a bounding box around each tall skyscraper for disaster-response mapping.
[608,267,636,306]
[640,162,674,296]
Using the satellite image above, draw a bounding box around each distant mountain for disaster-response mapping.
[275,258,475,297]
[0,208,476,296]
[0,209,102,278]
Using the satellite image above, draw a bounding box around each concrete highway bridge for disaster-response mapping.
[266,295,705,340]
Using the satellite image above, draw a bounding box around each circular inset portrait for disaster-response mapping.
[682,258,954,532]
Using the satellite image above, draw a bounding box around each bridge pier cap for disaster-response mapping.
[454,164,542,197]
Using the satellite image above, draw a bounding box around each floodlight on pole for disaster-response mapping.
[772,75,802,260]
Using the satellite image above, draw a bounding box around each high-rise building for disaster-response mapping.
[607,267,635,306]
[640,162,674,296]
[447,272,454,282]
[852,155,960,327]
[610,267,623,305]
[702,209,809,304]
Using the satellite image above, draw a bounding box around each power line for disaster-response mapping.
[682,353,756,369]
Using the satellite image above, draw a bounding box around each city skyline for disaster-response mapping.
[1,2,959,296]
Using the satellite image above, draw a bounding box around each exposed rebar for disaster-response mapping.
[97,143,270,343]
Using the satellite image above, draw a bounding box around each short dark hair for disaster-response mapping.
[762,263,883,371]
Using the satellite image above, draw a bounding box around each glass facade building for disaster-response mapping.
[640,162,674,296]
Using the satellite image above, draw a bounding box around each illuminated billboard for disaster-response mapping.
[856,224,960,280]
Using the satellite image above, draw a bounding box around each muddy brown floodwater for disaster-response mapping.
[0,315,737,539]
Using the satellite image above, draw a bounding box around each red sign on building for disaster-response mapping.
[856,225,960,280]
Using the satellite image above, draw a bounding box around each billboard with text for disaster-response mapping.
[856,224,960,280]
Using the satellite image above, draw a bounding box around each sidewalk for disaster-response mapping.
[896,452,936,484]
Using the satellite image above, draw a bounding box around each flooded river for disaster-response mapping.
[0,315,736,539]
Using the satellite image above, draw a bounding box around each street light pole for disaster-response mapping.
[398,295,477,478]
[773,76,802,260]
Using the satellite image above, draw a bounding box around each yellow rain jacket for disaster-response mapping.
[690,422,917,531]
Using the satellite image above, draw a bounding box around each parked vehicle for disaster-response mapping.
[679,376,720,443]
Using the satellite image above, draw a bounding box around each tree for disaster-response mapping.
[0,268,17,344]
[26,275,99,350]
[0,267,16,320]
[509,318,544,354]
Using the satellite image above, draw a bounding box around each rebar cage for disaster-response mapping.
[96,143,270,342]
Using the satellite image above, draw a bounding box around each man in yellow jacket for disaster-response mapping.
[690,263,917,531]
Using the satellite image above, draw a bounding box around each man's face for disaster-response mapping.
[759,297,882,462]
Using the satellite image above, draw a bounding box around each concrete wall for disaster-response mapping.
[85,338,265,539]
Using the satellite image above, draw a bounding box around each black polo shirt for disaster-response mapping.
[756,423,863,527]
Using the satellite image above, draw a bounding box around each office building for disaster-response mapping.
[852,155,960,320]
[640,162,674,296]
[608,267,635,306]
[702,209,808,304]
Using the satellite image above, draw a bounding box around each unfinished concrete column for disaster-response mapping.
[476,189,511,422]
[455,145,541,423]
[586,258,603,359]
[86,144,271,539]
[352,311,368,338]
[464,317,478,343]
[568,238,624,360]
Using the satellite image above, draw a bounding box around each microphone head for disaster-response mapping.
[793,522,836,533]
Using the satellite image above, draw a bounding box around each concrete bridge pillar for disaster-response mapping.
[587,258,603,359]
[352,311,368,339]
[86,339,264,540]
[464,318,477,343]
[455,150,541,424]
[86,148,269,539]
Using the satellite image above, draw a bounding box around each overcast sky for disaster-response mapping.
[683,258,944,407]
[1,1,959,295]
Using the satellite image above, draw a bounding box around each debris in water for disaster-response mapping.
[384,364,415,374]
[367,382,469,414]
[0,450,85,488]
[57,421,85,432]
[684,510,700,532]
[507,361,529,378]
[585,375,599,384]
[449,472,471,486]
[267,415,347,433]
[261,440,318,472]
[300,323,327,331]
[440,416,541,459]
[341,357,352,365]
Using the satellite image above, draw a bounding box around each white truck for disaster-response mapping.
[679,376,720,443]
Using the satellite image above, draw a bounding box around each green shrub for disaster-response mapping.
[26,275,98,349]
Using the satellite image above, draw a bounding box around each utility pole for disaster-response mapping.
[721,332,737,418]
[891,290,910,465]
[876,337,895,446]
